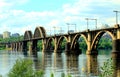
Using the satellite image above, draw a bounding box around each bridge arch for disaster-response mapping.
[71,34,87,50]
[46,38,55,51]
[91,30,115,51]
[56,36,69,50]
[33,26,46,38]
[24,30,33,40]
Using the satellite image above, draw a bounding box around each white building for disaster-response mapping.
[3,31,11,39]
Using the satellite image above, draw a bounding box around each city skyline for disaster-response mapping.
[0,0,120,35]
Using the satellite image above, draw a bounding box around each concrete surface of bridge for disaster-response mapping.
[8,24,120,55]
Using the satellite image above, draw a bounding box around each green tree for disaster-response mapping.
[79,37,87,50]
[8,58,44,77]
[99,58,114,77]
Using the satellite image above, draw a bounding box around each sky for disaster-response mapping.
[0,0,120,35]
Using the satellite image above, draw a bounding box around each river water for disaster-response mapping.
[0,50,112,77]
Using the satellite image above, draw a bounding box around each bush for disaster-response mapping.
[99,58,114,77]
[8,58,44,77]
[0,75,2,77]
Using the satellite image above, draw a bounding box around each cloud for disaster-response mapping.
[0,0,120,35]
[0,0,28,11]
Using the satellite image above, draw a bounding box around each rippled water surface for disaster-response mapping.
[0,50,112,77]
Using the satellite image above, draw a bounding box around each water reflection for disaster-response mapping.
[31,51,109,77]
[112,54,120,77]
[66,54,80,77]
[86,55,99,76]
[1,50,119,77]
[53,53,63,71]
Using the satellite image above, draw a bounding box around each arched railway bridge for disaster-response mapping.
[6,24,120,55]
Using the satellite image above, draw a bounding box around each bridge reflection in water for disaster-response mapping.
[112,54,120,77]
[86,55,98,76]
[19,50,119,77]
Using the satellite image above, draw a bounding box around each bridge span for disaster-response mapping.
[8,24,120,55]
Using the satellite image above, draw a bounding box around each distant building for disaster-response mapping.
[0,34,3,38]
[3,31,11,39]
[12,33,20,37]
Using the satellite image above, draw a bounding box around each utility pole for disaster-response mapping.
[85,18,97,29]
[53,26,56,35]
[66,23,70,33]
[71,24,76,32]
[85,18,89,29]
[113,10,120,24]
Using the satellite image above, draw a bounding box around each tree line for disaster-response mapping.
[0,35,112,51]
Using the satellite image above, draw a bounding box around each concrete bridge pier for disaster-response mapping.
[18,42,21,51]
[14,43,17,51]
[32,40,38,55]
[65,42,71,52]
[16,43,19,51]
[22,41,27,55]
[19,42,23,51]
[86,30,92,55]
[65,42,72,54]
[11,43,13,51]
[42,39,46,52]
[112,24,120,56]
[112,39,120,55]
[12,43,16,51]
[65,42,81,54]
[53,38,58,53]
[112,55,120,77]
[28,41,33,55]
[6,43,11,50]
[71,42,81,54]
[86,30,98,55]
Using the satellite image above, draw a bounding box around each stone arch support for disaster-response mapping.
[70,34,87,50]
[56,36,69,51]
[88,30,115,54]
[46,38,55,50]
[24,30,33,40]
[33,26,46,38]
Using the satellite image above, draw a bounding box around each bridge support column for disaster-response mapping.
[111,25,120,76]
[28,42,33,55]
[42,39,46,52]
[15,43,18,51]
[22,41,27,55]
[86,31,93,55]
[6,43,11,50]
[19,42,23,51]
[65,42,71,51]
[32,40,38,55]
[71,42,81,54]
[86,30,98,55]
[112,55,120,77]
[16,43,19,51]
[112,39,120,55]
[54,38,57,53]
[17,43,20,51]
[12,43,15,51]
[86,41,92,55]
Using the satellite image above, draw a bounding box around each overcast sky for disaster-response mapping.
[0,0,120,35]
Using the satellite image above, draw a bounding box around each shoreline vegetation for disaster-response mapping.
[0,58,114,77]
[0,36,112,51]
